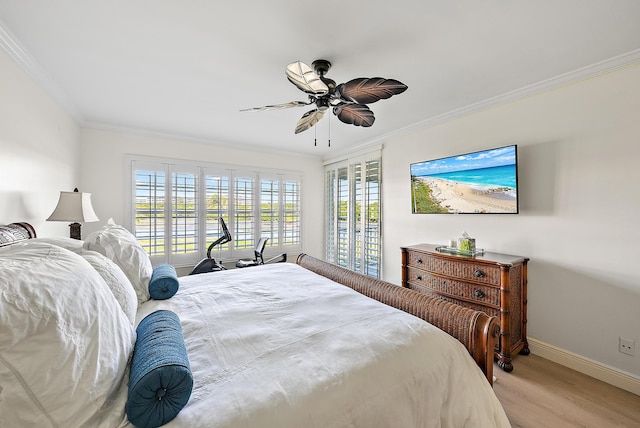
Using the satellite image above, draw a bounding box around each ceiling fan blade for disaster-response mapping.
[294,109,325,134]
[286,61,329,96]
[333,103,375,127]
[240,100,310,112]
[337,78,408,104]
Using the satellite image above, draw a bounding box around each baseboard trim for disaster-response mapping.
[528,337,640,396]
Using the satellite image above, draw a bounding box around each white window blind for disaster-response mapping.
[126,157,302,267]
[171,169,198,257]
[233,175,255,250]
[134,168,165,257]
[282,179,301,246]
[260,178,279,247]
[324,150,382,278]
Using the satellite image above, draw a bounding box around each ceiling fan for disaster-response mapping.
[241,59,408,134]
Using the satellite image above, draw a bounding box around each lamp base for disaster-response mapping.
[69,222,82,240]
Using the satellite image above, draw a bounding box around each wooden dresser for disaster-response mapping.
[401,243,529,372]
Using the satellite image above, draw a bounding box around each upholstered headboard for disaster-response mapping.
[0,222,37,247]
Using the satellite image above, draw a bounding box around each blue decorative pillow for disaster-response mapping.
[148,264,179,300]
[126,310,193,428]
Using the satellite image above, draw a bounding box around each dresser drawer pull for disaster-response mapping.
[474,289,485,299]
[416,275,423,281]
[416,258,423,264]
[474,269,485,278]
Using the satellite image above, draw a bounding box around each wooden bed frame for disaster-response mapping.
[0,222,499,385]
[296,254,499,385]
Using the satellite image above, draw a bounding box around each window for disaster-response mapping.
[171,170,197,256]
[134,169,165,257]
[325,150,381,278]
[127,157,302,266]
[234,175,255,250]
[204,173,230,250]
[260,178,279,246]
[282,180,301,246]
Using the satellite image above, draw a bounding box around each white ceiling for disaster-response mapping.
[1,1,640,158]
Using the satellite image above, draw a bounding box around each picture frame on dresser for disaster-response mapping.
[401,243,529,372]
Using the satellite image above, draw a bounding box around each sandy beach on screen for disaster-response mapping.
[419,177,517,213]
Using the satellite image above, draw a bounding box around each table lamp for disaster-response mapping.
[47,188,99,239]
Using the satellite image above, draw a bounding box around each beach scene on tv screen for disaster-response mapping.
[411,145,518,214]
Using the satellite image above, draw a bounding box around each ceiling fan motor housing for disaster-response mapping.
[312,59,332,76]
[316,97,330,111]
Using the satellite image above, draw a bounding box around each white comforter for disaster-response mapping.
[133,263,510,428]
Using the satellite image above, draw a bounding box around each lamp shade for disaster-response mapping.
[47,189,99,223]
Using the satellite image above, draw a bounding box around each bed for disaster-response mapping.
[0,221,510,428]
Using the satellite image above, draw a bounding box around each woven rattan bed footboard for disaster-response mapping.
[296,253,499,385]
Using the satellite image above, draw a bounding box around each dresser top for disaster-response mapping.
[402,243,528,266]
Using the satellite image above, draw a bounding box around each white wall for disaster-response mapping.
[381,63,640,379]
[79,128,325,259]
[0,46,80,235]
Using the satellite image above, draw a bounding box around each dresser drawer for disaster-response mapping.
[406,252,501,286]
[406,267,500,308]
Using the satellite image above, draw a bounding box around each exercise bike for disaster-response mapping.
[189,217,232,275]
[235,237,287,268]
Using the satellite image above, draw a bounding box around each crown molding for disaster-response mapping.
[359,48,640,149]
[0,19,83,122]
[82,120,322,161]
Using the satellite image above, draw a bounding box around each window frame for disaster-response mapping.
[324,148,382,278]
[125,155,303,267]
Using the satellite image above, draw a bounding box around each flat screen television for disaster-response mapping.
[410,145,519,214]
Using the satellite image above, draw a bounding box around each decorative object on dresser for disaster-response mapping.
[402,243,529,372]
[46,188,99,239]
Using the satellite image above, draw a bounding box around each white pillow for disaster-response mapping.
[31,237,137,324]
[0,241,136,428]
[84,218,152,305]
[73,248,138,325]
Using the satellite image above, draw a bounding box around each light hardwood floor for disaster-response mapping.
[493,354,640,427]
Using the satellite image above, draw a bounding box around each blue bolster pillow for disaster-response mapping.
[126,310,193,428]
[149,264,179,300]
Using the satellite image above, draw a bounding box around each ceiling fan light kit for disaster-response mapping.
[242,59,408,136]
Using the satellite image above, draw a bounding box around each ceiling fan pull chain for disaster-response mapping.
[328,113,331,147]
[314,122,317,146]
